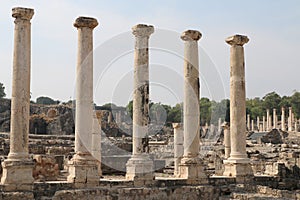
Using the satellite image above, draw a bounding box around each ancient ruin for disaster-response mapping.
[0,6,299,200]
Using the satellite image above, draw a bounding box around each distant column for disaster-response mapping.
[1,7,35,191]
[173,123,184,176]
[273,109,277,129]
[218,118,222,132]
[256,116,260,132]
[266,109,270,131]
[295,120,298,132]
[281,107,286,131]
[108,111,112,123]
[288,107,293,131]
[247,114,250,131]
[223,34,253,178]
[67,17,99,187]
[262,116,266,131]
[251,120,254,132]
[268,114,272,131]
[179,30,206,180]
[126,24,154,182]
[222,122,231,159]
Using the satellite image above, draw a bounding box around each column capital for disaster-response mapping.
[12,7,34,20]
[181,30,202,41]
[221,122,230,129]
[132,24,154,37]
[172,123,182,129]
[74,17,98,29]
[226,34,249,46]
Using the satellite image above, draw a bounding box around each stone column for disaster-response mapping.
[295,120,298,132]
[179,30,206,180]
[262,116,266,131]
[67,17,99,187]
[126,24,154,182]
[273,109,277,129]
[251,120,254,132]
[288,107,293,131]
[281,107,286,131]
[92,113,102,176]
[223,35,253,178]
[257,116,260,132]
[222,122,231,159]
[218,118,222,132]
[108,111,112,123]
[269,114,272,131]
[247,114,250,131]
[173,123,184,177]
[266,109,270,131]
[1,7,34,191]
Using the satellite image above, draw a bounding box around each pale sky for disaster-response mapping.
[0,0,299,106]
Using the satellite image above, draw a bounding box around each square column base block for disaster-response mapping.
[67,157,100,187]
[179,163,207,180]
[1,159,34,191]
[223,159,253,178]
[126,154,154,182]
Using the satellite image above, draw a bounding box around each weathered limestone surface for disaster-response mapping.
[172,123,183,176]
[1,7,35,191]
[223,34,253,178]
[179,30,206,180]
[126,24,154,182]
[67,16,100,187]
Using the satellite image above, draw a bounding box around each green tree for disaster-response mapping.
[0,82,6,98]
[246,97,263,119]
[290,91,300,118]
[126,100,133,119]
[36,96,57,105]
[102,103,118,110]
[262,92,281,111]
[168,103,182,123]
[199,97,211,125]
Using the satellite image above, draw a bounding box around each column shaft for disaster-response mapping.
[126,24,154,182]
[281,107,286,131]
[173,123,183,176]
[223,34,253,178]
[1,7,35,191]
[67,17,99,187]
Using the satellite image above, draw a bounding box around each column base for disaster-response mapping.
[178,157,207,181]
[1,159,34,191]
[223,158,253,178]
[67,153,100,188]
[125,154,154,185]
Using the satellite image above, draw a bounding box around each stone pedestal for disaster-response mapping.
[223,35,253,178]
[67,17,99,187]
[1,7,35,191]
[126,24,154,182]
[179,30,206,180]
[173,123,184,176]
